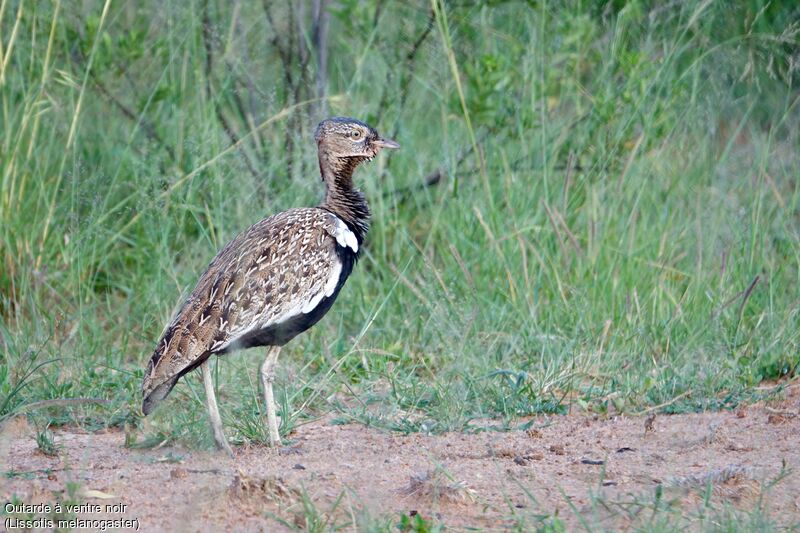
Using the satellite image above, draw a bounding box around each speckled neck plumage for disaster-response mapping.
[318,150,370,245]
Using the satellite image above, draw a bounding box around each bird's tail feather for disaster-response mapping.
[141,376,179,415]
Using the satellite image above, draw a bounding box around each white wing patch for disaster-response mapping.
[207,211,354,354]
[333,217,358,253]
[211,259,344,353]
[301,260,342,313]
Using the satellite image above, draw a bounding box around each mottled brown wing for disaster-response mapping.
[141,207,344,413]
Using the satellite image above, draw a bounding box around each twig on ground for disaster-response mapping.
[631,390,692,416]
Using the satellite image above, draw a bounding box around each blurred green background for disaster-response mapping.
[0,0,798,447]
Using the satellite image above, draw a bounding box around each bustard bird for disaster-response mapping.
[141,117,399,454]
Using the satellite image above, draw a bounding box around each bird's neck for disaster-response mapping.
[318,151,370,244]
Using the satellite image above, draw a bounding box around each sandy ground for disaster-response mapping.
[2,385,799,531]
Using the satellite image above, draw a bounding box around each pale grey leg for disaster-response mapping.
[202,359,233,456]
[260,346,282,447]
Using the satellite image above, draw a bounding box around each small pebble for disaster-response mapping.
[549,444,565,455]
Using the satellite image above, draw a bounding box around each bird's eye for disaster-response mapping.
[350,130,362,140]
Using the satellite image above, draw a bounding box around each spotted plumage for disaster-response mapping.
[141,117,399,453]
[141,208,357,412]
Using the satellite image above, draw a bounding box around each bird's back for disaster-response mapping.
[141,207,359,414]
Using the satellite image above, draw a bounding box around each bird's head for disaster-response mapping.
[315,117,399,164]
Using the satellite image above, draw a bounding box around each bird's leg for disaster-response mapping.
[201,359,234,456]
[260,346,282,447]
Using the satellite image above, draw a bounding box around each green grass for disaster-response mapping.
[1,0,799,527]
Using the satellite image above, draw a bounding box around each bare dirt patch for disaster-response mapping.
[2,386,799,531]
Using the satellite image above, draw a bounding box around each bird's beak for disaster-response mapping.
[373,137,400,149]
